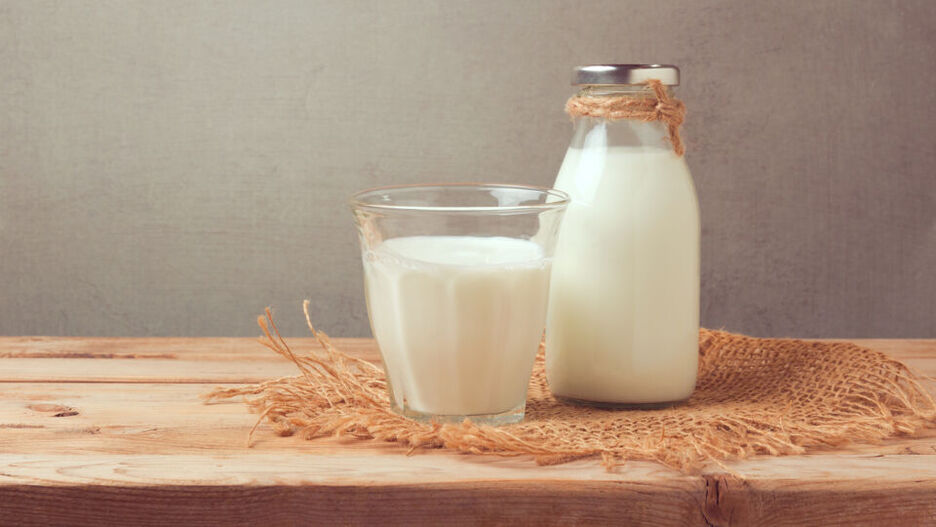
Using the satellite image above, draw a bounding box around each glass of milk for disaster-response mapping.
[350,184,569,425]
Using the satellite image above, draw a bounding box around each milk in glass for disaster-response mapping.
[364,235,551,416]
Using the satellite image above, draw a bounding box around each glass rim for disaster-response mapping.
[349,183,570,214]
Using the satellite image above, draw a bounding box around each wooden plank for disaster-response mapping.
[0,338,378,384]
[0,337,933,383]
[694,474,936,526]
[0,474,706,526]
[3,381,935,460]
[0,337,378,360]
[1,454,935,525]
[0,358,302,384]
[1,338,935,525]
[2,337,932,361]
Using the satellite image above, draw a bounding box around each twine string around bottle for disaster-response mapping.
[564,79,687,156]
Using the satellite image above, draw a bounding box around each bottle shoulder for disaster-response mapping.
[554,147,694,200]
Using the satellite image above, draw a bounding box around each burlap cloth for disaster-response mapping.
[205,303,936,472]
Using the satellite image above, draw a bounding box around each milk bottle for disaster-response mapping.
[546,65,700,406]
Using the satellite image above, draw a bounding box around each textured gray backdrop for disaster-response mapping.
[1,0,934,338]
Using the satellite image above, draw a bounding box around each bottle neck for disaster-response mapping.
[567,83,683,154]
[569,86,673,151]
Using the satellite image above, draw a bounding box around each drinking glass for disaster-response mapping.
[350,184,568,425]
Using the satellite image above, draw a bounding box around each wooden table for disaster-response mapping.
[1,337,935,526]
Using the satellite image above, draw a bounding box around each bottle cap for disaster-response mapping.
[573,64,679,86]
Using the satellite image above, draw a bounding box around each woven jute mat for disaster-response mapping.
[205,303,936,472]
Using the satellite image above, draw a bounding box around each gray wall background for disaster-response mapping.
[1,0,934,338]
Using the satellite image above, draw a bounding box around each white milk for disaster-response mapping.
[546,146,700,404]
[363,235,551,416]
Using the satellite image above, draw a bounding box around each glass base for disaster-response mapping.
[555,395,688,410]
[390,400,526,426]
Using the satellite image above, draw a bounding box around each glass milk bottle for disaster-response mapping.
[546,64,700,407]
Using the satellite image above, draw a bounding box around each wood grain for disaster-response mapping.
[1,337,935,526]
[0,337,379,384]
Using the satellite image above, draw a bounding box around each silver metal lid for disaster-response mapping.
[572,64,680,86]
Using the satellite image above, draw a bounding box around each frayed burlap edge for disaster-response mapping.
[204,301,936,473]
